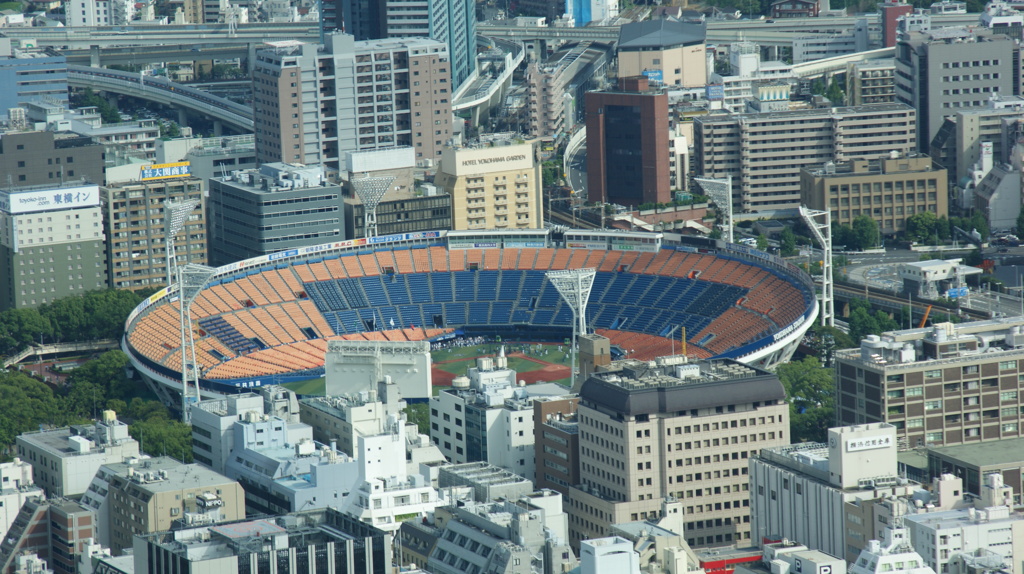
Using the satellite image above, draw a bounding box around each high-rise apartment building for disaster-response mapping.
[834,318,1024,448]
[693,104,917,212]
[586,76,671,208]
[253,33,453,173]
[0,182,107,310]
[566,357,789,549]
[207,163,343,266]
[846,60,896,106]
[102,173,206,290]
[801,153,947,235]
[337,0,476,90]
[435,139,542,230]
[895,27,1015,151]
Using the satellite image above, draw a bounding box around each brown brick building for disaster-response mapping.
[533,396,580,495]
[585,76,671,207]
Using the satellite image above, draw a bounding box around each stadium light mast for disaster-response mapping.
[694,177,733,244]
[176,264,217,423]
[799,206,834,327]
[547,268,596,393]
[164,198,201,287]
[352,174,395,239]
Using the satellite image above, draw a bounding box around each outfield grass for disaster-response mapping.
[282,376,326,395]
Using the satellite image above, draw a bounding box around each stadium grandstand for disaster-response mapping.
[122,229,818,406]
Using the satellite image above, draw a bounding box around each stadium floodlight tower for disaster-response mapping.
[164,198,201,287]
[798,206,834,327]
[546,268,596,392]
[694,177,733,244]
[352,174,395,239]
[176,264,217,423]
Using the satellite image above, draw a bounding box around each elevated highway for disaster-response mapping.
[1,21,319,50]
[67,65,254,132]
[479,12,979,47]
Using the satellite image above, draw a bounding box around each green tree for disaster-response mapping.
[969,212,990,242]
[405,403,430,435]
[68,350,135,402]
[905,211,939,243]
[1017,210,1024,237]
[130,417,194,463]
[780,227,798,257]
[777,357,835,443]
[851,215,879,250]
[825,75,845,105]
[756,234,769,251]
[69,87,121,124]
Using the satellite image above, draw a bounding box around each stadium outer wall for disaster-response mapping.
[122,228,818,405]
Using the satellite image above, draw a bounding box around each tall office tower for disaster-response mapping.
[0,182,107,310]
[253,33,453,174]
[693,104,917,212]
[566,358,789,549]
[895,27,1015,151]
[335,0,475,89]
[207,163,344,265]
[585,76,671,208]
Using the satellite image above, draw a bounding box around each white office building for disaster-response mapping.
[750,423,920,562]
[429,349,570,482]
[905,474,1024,574]
[15,411,139,498]
[580,537,640,574]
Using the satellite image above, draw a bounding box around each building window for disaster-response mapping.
[1001,391,1018,401]
[1000,361,1018,370]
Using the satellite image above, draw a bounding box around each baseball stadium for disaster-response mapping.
[122,228,818,404]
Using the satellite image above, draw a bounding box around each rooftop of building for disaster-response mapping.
[803,153,939,178]
[618,18,706,49]
[927,436,1024,467]
[698,102,914,123]
[904,505,1024,529]
[102,456,236,494]
[217,162,333,193]
[579,357,785,416]
[904,25,1003,42]
[17,416,133,456]
[138,509,387,562]
[836,316,1024,370]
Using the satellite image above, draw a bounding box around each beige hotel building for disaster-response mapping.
[435,140,542,230]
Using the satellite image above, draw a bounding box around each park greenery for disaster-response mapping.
[905,211,989,244]
[69,88,122,124]
[0,289,147,357]
[833,215,880,251]
[776,356,834,443]
[0,289,191,463]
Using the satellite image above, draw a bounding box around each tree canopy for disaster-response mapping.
[0,289,143,356]
[777,356,835,443]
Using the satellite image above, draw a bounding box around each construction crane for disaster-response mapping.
[918,305,932,329]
